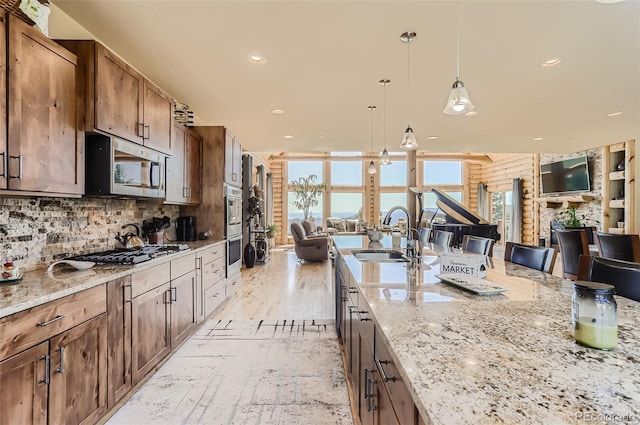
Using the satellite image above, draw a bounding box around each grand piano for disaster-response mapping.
[413,187,500,247]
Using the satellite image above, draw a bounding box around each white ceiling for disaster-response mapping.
[50,0,640,154]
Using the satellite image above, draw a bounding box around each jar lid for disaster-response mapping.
[573,281,616,294]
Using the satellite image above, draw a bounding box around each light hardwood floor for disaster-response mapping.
[213,246,335,320]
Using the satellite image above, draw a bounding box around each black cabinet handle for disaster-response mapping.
[0,152,5,177]
[9,155,22,179]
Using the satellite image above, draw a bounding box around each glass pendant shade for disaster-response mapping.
[380,148,391,165]
[367,160,377,174]
[399,126,418,150]
[443,79,475,114]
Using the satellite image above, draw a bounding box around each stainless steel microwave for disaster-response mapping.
[85,134,166,199]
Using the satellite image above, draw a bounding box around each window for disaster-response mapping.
[420,192,462,224]
[380,193,407,225]
[287,191,324,234]
[331,161,362,186]
[288,161,323,182]
[330,193,363,220]
[423,161,462,185]
[380,161,406,186]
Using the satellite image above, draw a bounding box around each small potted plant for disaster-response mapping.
[265,223,279,238]
[558,205,585,228]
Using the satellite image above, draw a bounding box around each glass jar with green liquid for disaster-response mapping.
[572,281,618,350]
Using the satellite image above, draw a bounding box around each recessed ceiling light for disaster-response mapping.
[319,134,326,139]
[270,109,285,115]
[248,55,265,64]
[606,111,623,117]
[533,137,544,141]
[539,58,562,68]
[283,135,293,139]
[427,136,439,140]
[465,111,478,116]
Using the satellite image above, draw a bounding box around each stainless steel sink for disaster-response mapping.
[351,249,409,263]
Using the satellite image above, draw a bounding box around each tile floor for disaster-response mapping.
[106,319,353,425]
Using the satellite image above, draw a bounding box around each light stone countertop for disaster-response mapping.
[333,235,640,425]
[0,239,225,319]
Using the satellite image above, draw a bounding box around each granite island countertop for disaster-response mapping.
[332,235,640,425]
[0,239,225,319]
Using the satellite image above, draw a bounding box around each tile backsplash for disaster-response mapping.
[0,196,180,271]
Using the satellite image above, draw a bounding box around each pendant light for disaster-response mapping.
[399,32,418,150]
[367,105,377,174]
[379,79,392,164]
[443,0,475,115]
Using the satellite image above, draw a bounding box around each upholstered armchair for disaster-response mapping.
[290,221,329,261]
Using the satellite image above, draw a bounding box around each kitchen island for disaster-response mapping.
[333,235,640,425]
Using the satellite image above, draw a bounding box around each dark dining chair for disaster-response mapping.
[556,229,589,280]
[504,242,557,274]
[594,232,640,262]
[461,235,495,256]
[432,230,454,247]
[577,255,640,302]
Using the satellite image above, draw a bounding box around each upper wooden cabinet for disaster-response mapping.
[165,123,201,205]
[57,39,174,155]
[0,14,83,196]
[224,129,242,187]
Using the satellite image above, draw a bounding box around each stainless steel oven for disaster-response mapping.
[225,185,243,238]
[226,234,242,277]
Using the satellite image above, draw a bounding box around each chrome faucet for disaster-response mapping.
[406,228,422,260]
[382,206,410,227]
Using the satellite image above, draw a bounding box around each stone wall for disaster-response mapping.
[539,147,603,245]
[0,196,180,271]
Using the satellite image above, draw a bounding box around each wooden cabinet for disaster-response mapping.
[131,264,171,385]
[602,140,635,234]
[57,40,174,155]
[202,242,227,317]
[166,124,202,205]
[224,129,242,187]
[106,276,132,407]
[1,14,83,196]
[0,286,107,425]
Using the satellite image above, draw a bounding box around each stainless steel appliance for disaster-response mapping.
[85,135,166,199]
[225,185,243,237]
[69,244,190,265]
[225,185,243,277]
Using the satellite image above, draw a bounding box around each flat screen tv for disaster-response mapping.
[540,155,591,195]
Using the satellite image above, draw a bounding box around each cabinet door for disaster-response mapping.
[7,15,83,194]
[131,282,171,384]
[95,44,143,144]
[49,314,108,425]
[231,136,242,186]
[165,124,187,203]
[0,341,48,425]
[195,255,205,324]
[185,129,202,203]
[224,130,234,184]
[106,276,132,407]
[143,80,173,154]
[170,271,197,348]
[0,12,6,190]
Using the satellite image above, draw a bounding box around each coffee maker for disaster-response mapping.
[175,216,196,241]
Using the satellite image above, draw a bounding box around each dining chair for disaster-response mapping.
[556,229,589,280]
[461,235,495,256]
[418,227,432,246]
[432,230,454,247]
[504,242,557,274]
[594,232,640,262]
[577,255,640,302]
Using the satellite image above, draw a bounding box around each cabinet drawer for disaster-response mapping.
[0,285,107,360]
[225,275,240,298]
[204,281,225,317]
[203,256,225,290]
[374,327,417,425]
[132,262,170,298]
[171,253,196,280]
[202,242,225,264]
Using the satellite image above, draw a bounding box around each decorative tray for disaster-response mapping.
[0,273,23,284]
[435,273,508,295]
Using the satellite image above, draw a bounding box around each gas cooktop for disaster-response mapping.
[69,244,190,265]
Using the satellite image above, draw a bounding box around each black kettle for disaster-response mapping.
[175,216,196,241]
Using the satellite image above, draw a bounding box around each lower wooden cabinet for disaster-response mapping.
[106,276,132,407]
[0,314,108,425]
[131,281,171,385]
[170,270,197,348]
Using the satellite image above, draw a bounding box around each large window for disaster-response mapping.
[380,193,407,225]
[288,191,324,234]
[288,161,323,182]
[421,191,462,224]
[380,160,407,186]
[330,193,363,220]
[331,161,362,186]
[423,161,462,185]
